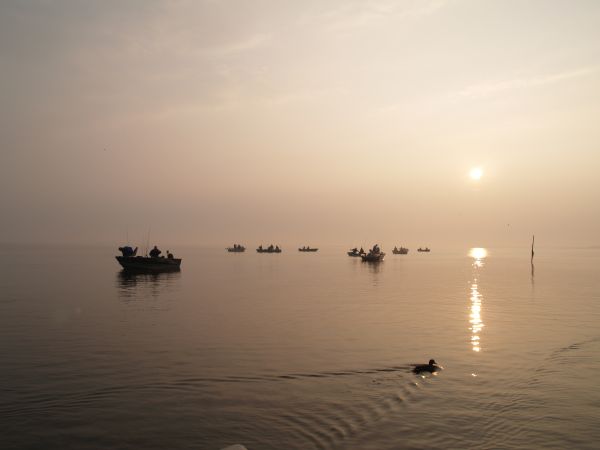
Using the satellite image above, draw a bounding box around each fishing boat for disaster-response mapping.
[361,251,385,262]
[227,245,246,252]
[392,246,409,254]
[361,245,385,262]
[116,255,181,271]
[347,248,365,257]
[256,245,282,253]
[298,247,318,252]
[417,247,431,252]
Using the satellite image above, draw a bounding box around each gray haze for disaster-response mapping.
[1,0,599,247]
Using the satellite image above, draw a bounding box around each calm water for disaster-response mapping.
[1,245,599,449]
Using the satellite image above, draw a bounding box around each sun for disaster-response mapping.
[469,247,488,259]
[469,167,483,181]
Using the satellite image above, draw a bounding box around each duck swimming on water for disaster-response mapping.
[412,359,442,374]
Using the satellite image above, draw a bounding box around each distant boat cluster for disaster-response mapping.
[248,243,422,260]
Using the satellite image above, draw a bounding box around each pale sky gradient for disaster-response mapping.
[1,0,599,247]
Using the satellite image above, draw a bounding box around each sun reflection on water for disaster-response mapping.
[469,247,487,268]
[469,248,486,352]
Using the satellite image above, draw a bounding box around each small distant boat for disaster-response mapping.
[116,255,181,271]
[392,246,409,254]
[417,247,431,252]
[361,244,385,262]
[298,247,318,252]
[227,245,245,252]
[347,248,365,257]
[257,245,282,253]
[361,251,385,262]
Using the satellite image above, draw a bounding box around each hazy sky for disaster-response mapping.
[1,0,599,247]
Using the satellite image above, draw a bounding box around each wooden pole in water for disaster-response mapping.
[531,235,535,262]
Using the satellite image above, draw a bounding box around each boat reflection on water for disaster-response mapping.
[367,260,383,275]
[469,248,487,352]
[116,269,181,300]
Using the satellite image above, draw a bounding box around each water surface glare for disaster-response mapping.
[1,245,599,449]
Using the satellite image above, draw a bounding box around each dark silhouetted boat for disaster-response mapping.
[361,252,385,262]
[347,248,365,257]
[256,245,282,253]
[116,255,181,271]
[227,245,246,252]
[361,244,385,262]
[417,247,431,252]
[298,247,318,252]
[392,246,409,254]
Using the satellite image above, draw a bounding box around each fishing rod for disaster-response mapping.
[145,226,151,257]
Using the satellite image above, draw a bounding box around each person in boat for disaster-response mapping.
[258,245,263,250]
[118,246,137,257]
[268,244,274,251]
[275,245,280,251]
[167,250,174,259]
[359,247,365,254]
[351,247,358,253]
[149,246,161,258]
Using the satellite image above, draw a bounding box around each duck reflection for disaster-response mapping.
[469,248,486,352]
[116,269,181,299]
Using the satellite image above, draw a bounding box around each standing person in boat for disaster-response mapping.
[118,246,137,257]
[167,250,174,259]
[149,245,162,258]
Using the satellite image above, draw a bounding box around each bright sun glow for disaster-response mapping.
[469,167,483,180]
[469,248,488,259]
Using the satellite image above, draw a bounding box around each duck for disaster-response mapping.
[412,359,442,374]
